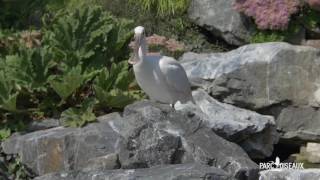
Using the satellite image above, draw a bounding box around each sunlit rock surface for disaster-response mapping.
[181,42,320,144]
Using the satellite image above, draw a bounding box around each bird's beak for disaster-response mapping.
[129,33,142,65]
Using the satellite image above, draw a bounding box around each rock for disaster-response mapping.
[188,0,253,46]
[259,169,320,180]
[117,101,259,179]
[302,39,320,49]
[298,143,320,164]
[292,144,320,168]
[26,118,60,132]
[176,89,279,159]
[305,143,320,163]
[1,113,124,175]
[181,42,320,109]
[180,42,320,144]
[34,163,230,180]
[83,153,120,171]
[275,106,320,144]
[2,101,258,179]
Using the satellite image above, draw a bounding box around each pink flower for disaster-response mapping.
[233,0,301,30]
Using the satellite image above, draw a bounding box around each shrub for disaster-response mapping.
[128,0,189,16]
[234,0,301,30]
[0,5,142,134]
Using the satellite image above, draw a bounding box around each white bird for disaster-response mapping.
[129,26,194,107]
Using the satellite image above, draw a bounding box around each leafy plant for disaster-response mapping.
[43,6,133,72]
[0,4,141,136]
[299,7,320,30]
[94,62,142,109]
[0,155,35,180]
[60,99,96,127]
[128,0,189,17]
[49,66,86,100]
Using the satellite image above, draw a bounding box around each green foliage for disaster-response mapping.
[128,0,189,17]
[61,99,96,127]
[0,156,35,180]
[0,4,141,137]
[43,5,133,71]
[94,62,141,108]
[250,22,301,43]
[0,0,47,29]
[49,66,86,100]
[0,128,11,141]
[299,8,320,30]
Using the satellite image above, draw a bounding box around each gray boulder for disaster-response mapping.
[34,163,231,180]
[181,42,320,110]
[259,169,320,180]
[188,0,253,46]
[1,113,124,175]
[117,101,259,179]
[176,89,279,159]
[181,43,320,144]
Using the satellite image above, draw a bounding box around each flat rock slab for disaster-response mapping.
[259,169,320,180]
[188,0,253,46]
[176,89,279,159]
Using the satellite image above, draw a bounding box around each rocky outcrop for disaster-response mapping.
[34,163,230,180]
[176,89,279,159]
[1,113,124,176]
[181,42,320,144]
[188,0,253,46]
[117,101,258,178]
[259,169,320,180]
[1,101,259,179]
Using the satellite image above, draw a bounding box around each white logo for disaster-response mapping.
[259,156,304,170]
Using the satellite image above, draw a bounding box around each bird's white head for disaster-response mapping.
[129,26,147,65]
[134,26,145,34]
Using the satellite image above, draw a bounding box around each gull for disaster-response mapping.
[129,26,194,107]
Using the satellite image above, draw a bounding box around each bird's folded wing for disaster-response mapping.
[159,57,191,94]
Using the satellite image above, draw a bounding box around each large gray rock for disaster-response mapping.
[116,101,259,179]
[1,113,124,175]
[188,0,253,46]
[176,89,279,159]
[181,42,320,110]
[2,101,258,179]
[259,169,320,180]
[181,43,320,143]
[34,163,230,180]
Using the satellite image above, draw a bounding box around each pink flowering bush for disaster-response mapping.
[234,0,301,30]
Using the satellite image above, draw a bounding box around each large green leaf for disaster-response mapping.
[60,98,96,127]
[2,47,52,91]
[49,66,85,100]
[94,62,141,108]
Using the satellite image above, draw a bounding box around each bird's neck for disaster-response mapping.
[137,44,147,62]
